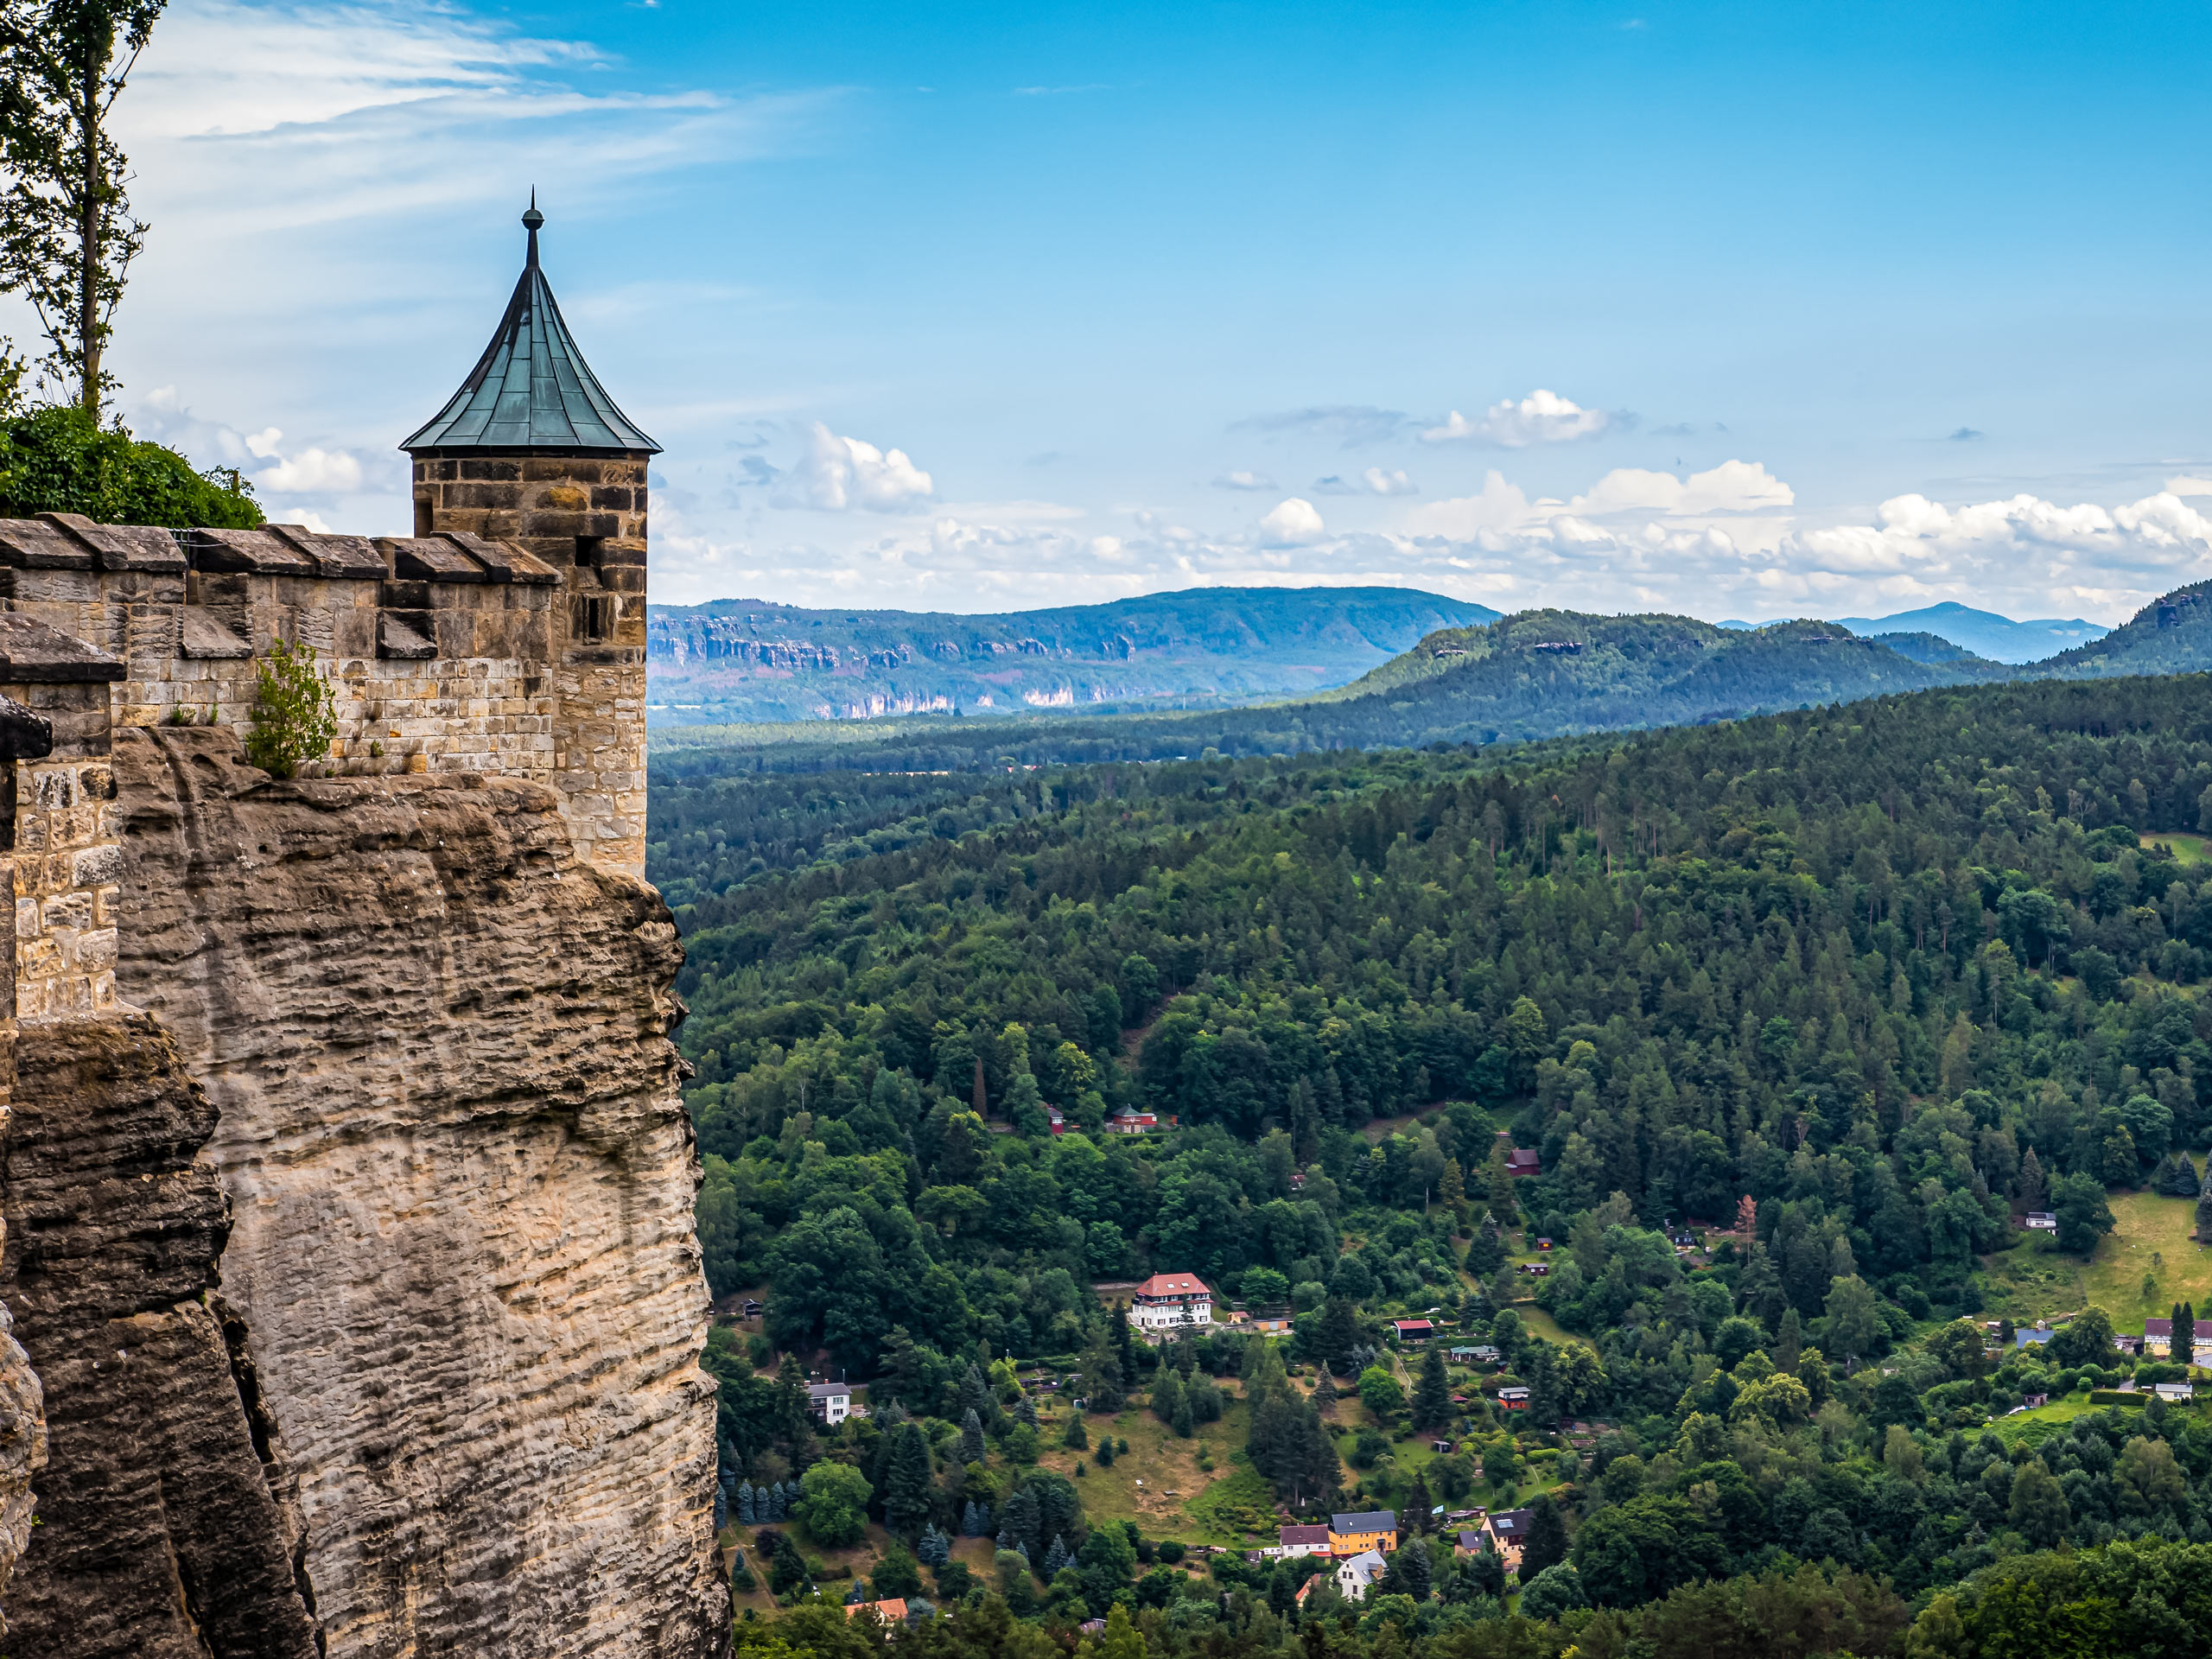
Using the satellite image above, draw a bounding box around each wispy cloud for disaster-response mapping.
[1212,469,1277,491]
[1229,405,1412,447]
[1314,467,1416,497]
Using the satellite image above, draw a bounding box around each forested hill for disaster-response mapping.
[647,608,2008,781]
[680,672,2212,1654]
[2031,577,2212,677]
[647,586,1499,722]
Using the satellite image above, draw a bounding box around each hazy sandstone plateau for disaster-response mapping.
[0,210,734,1656]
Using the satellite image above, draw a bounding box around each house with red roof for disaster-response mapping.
[1128,1272,1213,1338]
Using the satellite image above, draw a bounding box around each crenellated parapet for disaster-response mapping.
[0,505,648,1010]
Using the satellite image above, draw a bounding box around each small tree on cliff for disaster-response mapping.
[245,637,336,779]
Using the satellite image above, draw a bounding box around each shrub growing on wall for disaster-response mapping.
[0,404,262,527]
[245,639,338,779]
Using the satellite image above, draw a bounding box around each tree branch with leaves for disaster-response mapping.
[0,0,164,412]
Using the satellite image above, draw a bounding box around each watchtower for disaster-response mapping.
[401,197,657,875]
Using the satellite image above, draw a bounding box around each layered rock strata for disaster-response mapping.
[99,726,725,1657]
[0,1014,318,1656]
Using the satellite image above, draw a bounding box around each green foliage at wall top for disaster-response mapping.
[0,404,263,529]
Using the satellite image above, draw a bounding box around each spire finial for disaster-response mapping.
[522,188,543,266]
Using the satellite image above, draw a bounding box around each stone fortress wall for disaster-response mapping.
[0,490,649,1025]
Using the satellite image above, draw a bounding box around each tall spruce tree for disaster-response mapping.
[1518,1493,1567,1581]
[1080,1325,1126,1413]
[884,1421,935,1539]
[1413,1344,1452,1429]
[2177,1301,2197,1370]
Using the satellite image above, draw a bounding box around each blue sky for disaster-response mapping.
[37,0,2212,619]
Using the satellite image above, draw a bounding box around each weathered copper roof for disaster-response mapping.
[403,198,659,458]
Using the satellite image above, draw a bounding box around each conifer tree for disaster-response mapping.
[1413,1344,1452,1429]
[1485,1146,1521,1228]
[1063,1413,1089,1450]
[1080,1325,1126,1413]
[1395,1535,1433,1599]
[1043,1535,1071,1576]
[1406,1469,1434,1534]
[1518,1493,1567,1581]
[2177,1301,2197,1370]
[738,1480,756,1525]
[958,1362,1001,1433]
[1440,1156,1466,1224]
[958,1408,987,1466]
[1295,1398,1341,1506]
[1776,1306,1803,1374]
[2018,1147,2048,1212]
[1173,1388,1195,1439]
[885,1421,935,1539]
[1002,1484,1042,1560]
[1152,1368,1183,1426]
[2197,1179,2212,1243]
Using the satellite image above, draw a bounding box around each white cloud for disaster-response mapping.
[257,447,364,494]
[1786,491,2212,588]
[790,423,934,512]
[1421,390,1616,448]
[245,426,283,459]
[1316,467,1419,497]
[1212,469,1277,491]
[2164,475,2212,498]
[1566,459,1793,517]
[1258,498,1325,546]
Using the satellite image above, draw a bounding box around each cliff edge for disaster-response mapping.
[96,727,727,1656]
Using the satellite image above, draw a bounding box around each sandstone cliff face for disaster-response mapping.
[0,1014,318,1656]
[0,1300,43,1628]
[108,727,727,1658]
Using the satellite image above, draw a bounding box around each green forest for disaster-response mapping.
[658,672,2212,1659]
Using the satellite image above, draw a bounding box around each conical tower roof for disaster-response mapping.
[402,197,659,457]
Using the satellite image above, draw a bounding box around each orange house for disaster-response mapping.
[1327,1509,1399,1556]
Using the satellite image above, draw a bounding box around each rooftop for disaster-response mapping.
[403,198,660,459]
[1134,1273,1210,1298]
[1332,1510,1396,1532]
[807,1382,849,1400]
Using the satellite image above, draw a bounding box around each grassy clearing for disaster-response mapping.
[2143,830,2212,867]
[1990,1395,2104,1448]
[1984,1191,2212,1330]
[1029,1386,1270,1544]
[1509,1304,1574,1346]
[2082,1192,2212,1322]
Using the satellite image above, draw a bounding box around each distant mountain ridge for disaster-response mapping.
[1719,600,2106,663]
[650,577,2212,775]
[646,586,1500,721]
